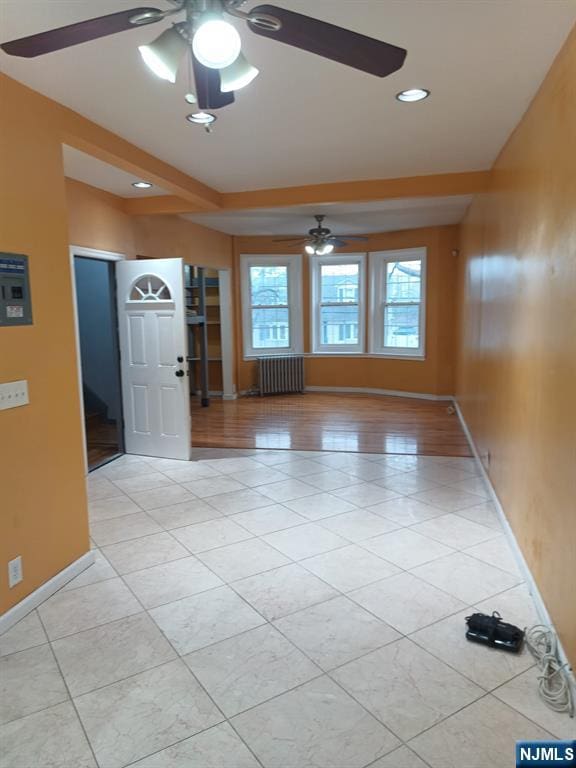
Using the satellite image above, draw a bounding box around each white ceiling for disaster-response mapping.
[182,195,473,235]
[2,1,574,193]
[63,146,169,197]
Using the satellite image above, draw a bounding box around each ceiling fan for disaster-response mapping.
[1,0,407,125]
[275,214,369,255]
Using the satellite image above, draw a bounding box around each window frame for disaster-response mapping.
[310,253,366,355]
[369,247,427,359]
[240,254,303,358]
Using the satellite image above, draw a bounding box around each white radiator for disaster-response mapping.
[258,355,305,395]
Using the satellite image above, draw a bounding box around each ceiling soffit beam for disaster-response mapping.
[1,73,221,211]
[56,93,221,210]
[123,170,490,215]
[63,133,221,211]
[222,171,491,210]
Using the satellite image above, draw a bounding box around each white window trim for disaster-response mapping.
[369,247,427,359]
[310,253,366,355]
[240,254,303,358]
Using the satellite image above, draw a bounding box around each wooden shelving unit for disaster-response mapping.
[185,266,223,406]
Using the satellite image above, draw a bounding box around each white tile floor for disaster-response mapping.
[1,448,573,768]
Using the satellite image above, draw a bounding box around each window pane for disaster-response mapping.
[320,305,359,345]
[250,266,288,306]
[252,307,290,349]
[320,264,359,303]
[384,305,420,348]
[386,260,421,302]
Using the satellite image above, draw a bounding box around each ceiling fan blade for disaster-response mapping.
[329,238,348,248]
[247,5,407,78]
[192,57,235,110]
[273,237,308,243]
[336,235,369,241]
[1,8,164,58]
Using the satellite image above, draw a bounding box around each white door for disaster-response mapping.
[116,259,191,460]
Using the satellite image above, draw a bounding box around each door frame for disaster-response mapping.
[69,246,125,474]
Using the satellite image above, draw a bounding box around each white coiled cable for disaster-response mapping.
[525,625,574,718]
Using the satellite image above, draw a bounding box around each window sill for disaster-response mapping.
[243,352,426,362]
[243,351,302,360]
[366,353,426,361]
[310,352,425,361]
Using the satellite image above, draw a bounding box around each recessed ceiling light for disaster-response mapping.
[396,88,430,102]
[186,112,217,125]
[132,181,153,189]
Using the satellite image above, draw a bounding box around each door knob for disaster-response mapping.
[175,369,185,378]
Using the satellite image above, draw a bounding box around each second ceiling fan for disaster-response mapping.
[1,0,408,121]
[275,214,368,255]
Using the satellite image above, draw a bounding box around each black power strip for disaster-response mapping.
[465,611,525,653]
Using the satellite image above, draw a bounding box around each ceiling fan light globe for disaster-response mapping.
[220,53,259,92]
[316,243,334,256]
[304,244,315,255]
[138,26,187,83]
[192,19,241,70]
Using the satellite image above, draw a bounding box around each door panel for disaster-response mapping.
[128,314,146,365]
[132,385,150,434]
[160,386,179,436]
[157,314,176,366]
[116,259,190,460]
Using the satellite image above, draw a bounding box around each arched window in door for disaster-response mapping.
[129,275,172,302]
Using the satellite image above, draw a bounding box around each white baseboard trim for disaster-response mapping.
[237,386,453,401]
[0,550,95,635]
[454,400,575,689]
[222,393,238,401]
[305,385,454,401]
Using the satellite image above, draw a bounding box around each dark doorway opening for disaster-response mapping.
[74,256,124,471]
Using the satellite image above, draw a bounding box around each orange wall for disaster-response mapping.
[456,27,576,664]
[133,214,232,269]
[234,226,459,395]
[0,78,89,613]
[66,178,136,257]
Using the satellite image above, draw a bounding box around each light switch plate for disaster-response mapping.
[0,380,29,411]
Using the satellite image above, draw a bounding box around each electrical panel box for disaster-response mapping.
[0,253,33,327]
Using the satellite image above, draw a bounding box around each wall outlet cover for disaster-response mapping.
[8,556,23,588]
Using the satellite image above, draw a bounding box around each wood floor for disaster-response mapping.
[190,393,471,456]
[86,418,122,469]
